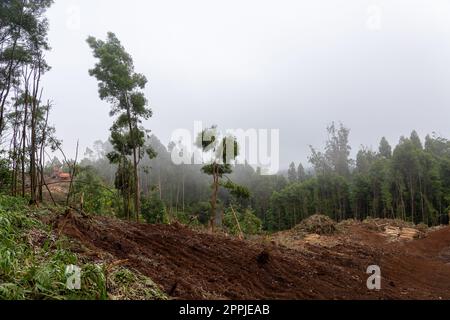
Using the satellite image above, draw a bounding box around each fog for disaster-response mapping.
[42,0,450,168]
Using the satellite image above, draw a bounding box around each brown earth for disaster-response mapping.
[50,212,450,300]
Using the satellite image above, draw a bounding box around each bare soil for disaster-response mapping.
[51,213,450,300]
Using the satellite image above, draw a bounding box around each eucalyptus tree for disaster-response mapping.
[287,162,297,183]
[379,137,392,159]
[87,32,156,220]
[0,0,53,140]
[297,163,306,182]
[0,0,53,204]
[196,126,250,230]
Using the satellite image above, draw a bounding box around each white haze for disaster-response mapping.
[42,0,450,169]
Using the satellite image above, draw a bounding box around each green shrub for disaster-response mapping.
[0,158,11,193]
[141,193,169,224]
[189,202,212,225]
[73,167,119,216]
[223,207,262,236]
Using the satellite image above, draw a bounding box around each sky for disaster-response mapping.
[42,0,450,169]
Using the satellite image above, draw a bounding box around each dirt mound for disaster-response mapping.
[294,214,337,236]
[50,212,450,300]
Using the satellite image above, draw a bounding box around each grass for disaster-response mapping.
[0,195,167,300]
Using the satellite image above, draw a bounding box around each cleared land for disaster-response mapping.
[49,212,450,300]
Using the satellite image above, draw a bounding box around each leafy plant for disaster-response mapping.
[141,193,168,224]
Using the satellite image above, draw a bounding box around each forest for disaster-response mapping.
[1,1,450,235]
[1,0,450,302]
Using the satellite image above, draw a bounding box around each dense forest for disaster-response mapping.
[73,124,450,232]
[1,0,449,237]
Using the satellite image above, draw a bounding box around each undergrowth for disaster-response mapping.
[0,195,167,300]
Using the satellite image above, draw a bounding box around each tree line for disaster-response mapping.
[268,123,450,231]
[0,0,58,204]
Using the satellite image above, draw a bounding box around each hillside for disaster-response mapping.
[50,210,450,300]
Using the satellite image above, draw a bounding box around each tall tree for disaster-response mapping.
[0,0,53,204]
[196,126,250,230]
[325,122,352,177]
[288,162,297,183]
[87,32,155,221]
[0,0,53,140]
[297,163,306,182]
[379,137,392,159]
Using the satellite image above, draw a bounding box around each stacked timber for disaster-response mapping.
[399,228,421,241]
[385,226,401,238]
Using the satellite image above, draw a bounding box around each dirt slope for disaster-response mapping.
[51,213,450,300]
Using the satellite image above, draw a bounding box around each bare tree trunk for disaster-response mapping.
[419,176,425,224]
[132,145,139,221]
[65,141,79,207]
[124,93,140,222]
[38,102,50,202]
[21,85,28,197]
[182,165,185,213]
[35,162,56,206]
[30,63,43,204]
[175,181,180,214]
[409,174,414,223]
[398,182,406,221]
[158,169,162,200]
[210,163,219,231]
[230,204,244,240]
[10,94,21,196]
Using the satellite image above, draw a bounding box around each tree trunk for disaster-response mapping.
[124,93,140,222]
[409,174,414,223]
[21,88,28,198]
[132,147,140,221]
[210,163,219,231]
[182,165,185,213]
[38,102,50,202]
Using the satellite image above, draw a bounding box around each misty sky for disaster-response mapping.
[42,0,450,169]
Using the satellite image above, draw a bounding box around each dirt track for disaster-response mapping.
[52,213,450,300]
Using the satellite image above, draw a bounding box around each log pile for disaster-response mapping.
[399,228,421,241]
[385,226,401,238]
[384,226,423,241]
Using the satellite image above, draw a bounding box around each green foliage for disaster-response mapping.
[0,195,168,300]
[297,163,307,182]
[223,208,262,236]
[188,201,212,225]
[288,162,297,183]
[195,126,250,227]
[379,137,392,159]
[269,128,450,232]
[87,32,155,219]
[222,180,250,199]
[0,195,109,300]
[0,158,11,193]
[73,166,118,216]
[141,193,168,224]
